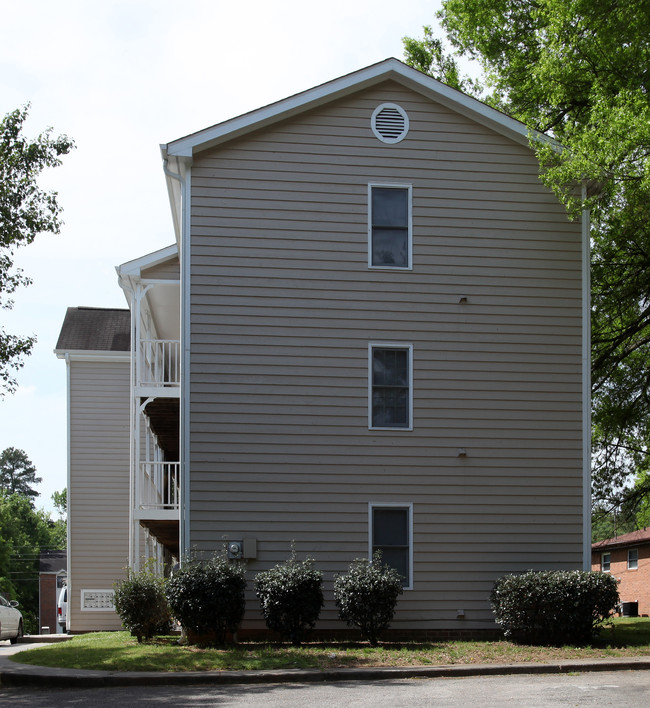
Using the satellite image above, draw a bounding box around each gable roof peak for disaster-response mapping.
[162,57,532,160]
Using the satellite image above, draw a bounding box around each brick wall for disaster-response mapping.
[591,544,650,616]
[39,574,57,633]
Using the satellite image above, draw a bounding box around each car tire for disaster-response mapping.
[9,620,23,645]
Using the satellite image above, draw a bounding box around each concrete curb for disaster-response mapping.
[2,654,650,689]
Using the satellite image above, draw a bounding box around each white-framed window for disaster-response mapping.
[628,548,639,570]
[369,503,413,589]
[368,184,412,269]
[601,552,611,572]
[368,343,413,430]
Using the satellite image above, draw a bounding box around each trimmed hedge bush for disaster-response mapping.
[166,554,246,645]
[254,551,324,645]
[113,563,171,642]
[334,552,403,646]
[490,570,619,645]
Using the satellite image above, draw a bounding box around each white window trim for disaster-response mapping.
[601,552,611,572]
[368,502,414,591]
[628,548,638,570]
[368,342,413,431]
[368,183,413,270]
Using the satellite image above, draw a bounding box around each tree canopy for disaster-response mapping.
[0,491,64,632]
[0,446,42,501]
[0,105,73,395]
[403,0,650,521]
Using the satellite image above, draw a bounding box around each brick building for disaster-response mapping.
[592,528,650,616]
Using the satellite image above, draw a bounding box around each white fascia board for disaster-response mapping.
[159,151,190,247]
[162,58,543,158]
[54,349,131,362]
[116,244,178,279]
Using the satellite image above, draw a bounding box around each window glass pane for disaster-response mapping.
[602,553,610,571]
[372,507,410,586]
[372,228,408,267]
[373,508,408,545]
[372,188,408,227]
[628,549,638,568]
[372,389,408,427]
[371,348,409,428]
[373,349,407,386]
[375,547,409,585]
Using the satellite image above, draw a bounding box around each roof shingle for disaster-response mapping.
[55,307,130,352]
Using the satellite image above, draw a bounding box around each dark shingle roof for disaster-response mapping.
[592,527,650,551]
[39,550,67,573]
[55,307,130,352]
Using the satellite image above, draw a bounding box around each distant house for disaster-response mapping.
[58,58,590,636]
[592,529,650,616]
[38,550,66,634]
[54,306,132,632]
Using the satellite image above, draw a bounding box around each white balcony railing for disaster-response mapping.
[138,339,180,387]
[138,461,180,511]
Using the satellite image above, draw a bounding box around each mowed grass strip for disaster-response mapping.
[11,618,650,673]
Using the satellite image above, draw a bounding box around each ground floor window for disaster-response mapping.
[369,503,412,589]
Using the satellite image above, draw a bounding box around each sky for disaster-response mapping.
[0,0,446,512]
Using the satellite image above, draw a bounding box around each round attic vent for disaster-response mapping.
[371,103,409,144]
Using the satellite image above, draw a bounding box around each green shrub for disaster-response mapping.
[334,552,403,646]
[113,563,171,642]
[490,569,620,645]
[165,553,246,645]
[254,550,324,645]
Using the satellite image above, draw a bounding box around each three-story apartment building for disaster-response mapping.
[57,58,590,635]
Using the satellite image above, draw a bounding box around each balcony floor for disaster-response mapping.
[139,518,179,559]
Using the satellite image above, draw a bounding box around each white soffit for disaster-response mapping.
[163,58,539,158]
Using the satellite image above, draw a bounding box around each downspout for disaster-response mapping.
[582,182,592,570]
[163,156,191,562]
[116,274,138,570]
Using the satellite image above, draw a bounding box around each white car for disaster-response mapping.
[57,585,68,630]
[0,595,23,644]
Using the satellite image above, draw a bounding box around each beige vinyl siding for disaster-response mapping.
[141,257,180,280]
[68,357,130,632]
[187,81,583,630]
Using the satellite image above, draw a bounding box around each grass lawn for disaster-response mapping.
[11,618,650,673]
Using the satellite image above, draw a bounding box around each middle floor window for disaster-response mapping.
[369,343,413,430]
[368,184,412,269]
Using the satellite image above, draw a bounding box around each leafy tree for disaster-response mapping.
[52,488,67,518]
[0,492,62,633]
[403,1,650,511]
[0,105,73,395]
[0,447,42,501]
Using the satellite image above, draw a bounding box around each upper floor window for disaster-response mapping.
[368,184,412,269]
[628,548,639,570]
[369,344,413,430]
[601,552,611,572]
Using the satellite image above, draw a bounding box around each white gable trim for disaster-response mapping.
[116,244,178,278]
[162,58,539,159]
